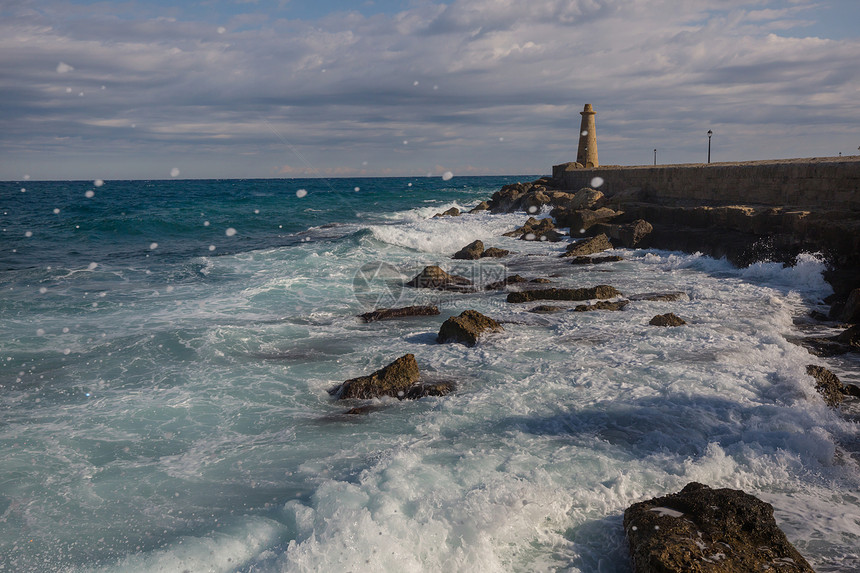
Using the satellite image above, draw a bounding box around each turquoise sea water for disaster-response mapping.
[1,177,858,572]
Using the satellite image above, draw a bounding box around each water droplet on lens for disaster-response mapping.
[296,189,307,198]
[225,228,237,237]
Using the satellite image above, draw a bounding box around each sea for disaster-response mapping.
[1,176,859,572]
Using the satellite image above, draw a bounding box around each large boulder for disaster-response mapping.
[329,354,421,399]
[806,364,846,407]
[488,182,533,213]
[629,292,690,302]
[552,187,604,211]
[469,201,490,213]
[624,482,814,573]
[433,207,460,218]
[552,207,620,233]
[481,247,510,258]
[437,310,504,346]
[836,324,860,348]
[649,313,686,326]
[569,255,624,265]
[561,234,613,257]
[574,300,629,312]
[358,305,440,323]
[839,288,860,323]
[453,240,485,260]
[507,285,621,304]
[406,266,473,292]
[593,219,654,248]
[504,217,564,242]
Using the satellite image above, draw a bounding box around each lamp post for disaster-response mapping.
[654,149,657,165]
[707,130,713,164]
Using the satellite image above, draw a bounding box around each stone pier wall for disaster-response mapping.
[552,156,860,211]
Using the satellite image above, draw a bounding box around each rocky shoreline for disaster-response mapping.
[326,174,859,570]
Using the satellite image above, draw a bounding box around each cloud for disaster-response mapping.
[1,0,859,179]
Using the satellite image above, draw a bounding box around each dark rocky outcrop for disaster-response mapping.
[481,247,510,258]
[504,217,563,242]
[329,354,421,400]
[592,219,653,248]
[402,379,456,399]
[649,313,686,327]
[806,364,846,408]
[433,207,460,218]
[507,285,621,304]
[485,274,528,290]
[553,207,620,233]
[453,240,485,260]
[561,234,613,257]
[569,255,624,265]
[437,310,504,346]
[574,300,629,312]
[529,305,564,314]
[624,482,814,573]
[837,324,860,348]
[359,305,441,323]
[406,266,473,292]
[629,292,690,302]
[469,201,490,213]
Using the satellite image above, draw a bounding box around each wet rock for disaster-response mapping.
[836,324,860,348]
[574,300,629,312]
[329,354,420,400]
[433,207,460,218]
[649,313,686,326]
[453,240,485,260]
[624,482,814,573]
[592,219,653,248]
[507,285,621,304]
[406,266,473,292]
[629,292,690,302]
[504,217,563,242]
[488,182,533,213]
[553,207,620,233]
[359,305,441,323]
[437,310,504,346]
[529,305,564,314]
[481,247,510,258]
[561,233,613,257]
[485,274,529,290]
[530,277,553,284]
[469,201,490,213]
[806,364,846,408]
[403,379,456,399]
[343,404,382,415]
[552,187,604,211]
[569,255,624,265]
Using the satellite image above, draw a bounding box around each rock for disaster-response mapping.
[624,482,814,573]
[574,300,629,312]
[569,255,624,265]
[629,292,690,302]
[592,219,653,248]
[433,207,460,218]
[836,324,860,348]
[522,190,552,214]
[561,233,613,257]
[437,310,504,346]
[530,278,553,284]
[649,313,686,326]
[507,285,621,304]
[504,217,563,242]
[846,384,860,398]
[469,201,490,213]
[343,404,382,415]
[555,187,604,210]
[481,247,510,258]
[453,239,485,260]
[358,305,441,323]
[406,266,473,292]
[485,274,529,290]
[329,354,420,400]
[806,364,846,407]
[529,305,563,314]
[403,379,456,399]
[554,207,622,235]
[488,182,533,213]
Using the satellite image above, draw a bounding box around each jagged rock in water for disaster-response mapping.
[629,292,690,302]
[569,255,624,265]
[406,265,473,292]
[485,274,529,290]
[358,305,440,323]
[836,324,860,348]
[624,482,814,573]
[437,310,504,346]
[329,354,420,400]
[433,207,460,218]
[504,217,563,242]
[649,313,686,326]
[529,305,564,314]
[593,219,653,248]
[561,233,613,257]
[403,379,456,399]
[553,207,620,233]
[574,300,629,312]
[481,247,510,258]
[488,182,533,213]
[453,240,484,260]
[507,285,621,304]
[551,187,604,211]
[469,201,490,213]
[806,364,847,407]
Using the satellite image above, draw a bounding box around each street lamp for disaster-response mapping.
[707,130,713,164]
[654,149,657,165]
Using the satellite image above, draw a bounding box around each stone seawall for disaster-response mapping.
[552,156,860,211]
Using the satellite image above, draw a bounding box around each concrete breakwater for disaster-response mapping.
[552,156,860,211]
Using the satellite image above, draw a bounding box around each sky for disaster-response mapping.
[2,0,859,180]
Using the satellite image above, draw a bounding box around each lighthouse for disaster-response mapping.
[576,104,598,168]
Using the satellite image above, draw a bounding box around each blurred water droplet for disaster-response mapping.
[442,171,454,181]
[225,228,237,237]
[88,262,98,270]
[354,187,360,192]
[208,245,216,251]
[57,62,74,73]
[53,208,61,214]
[170,168,180,177]
[94,179,104,187]
[296,189,307,198]
[590,177,604,188]
[217,26,226,34]
[149,242,158,250]
[85,190,95,198]
[25,231,33,237]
